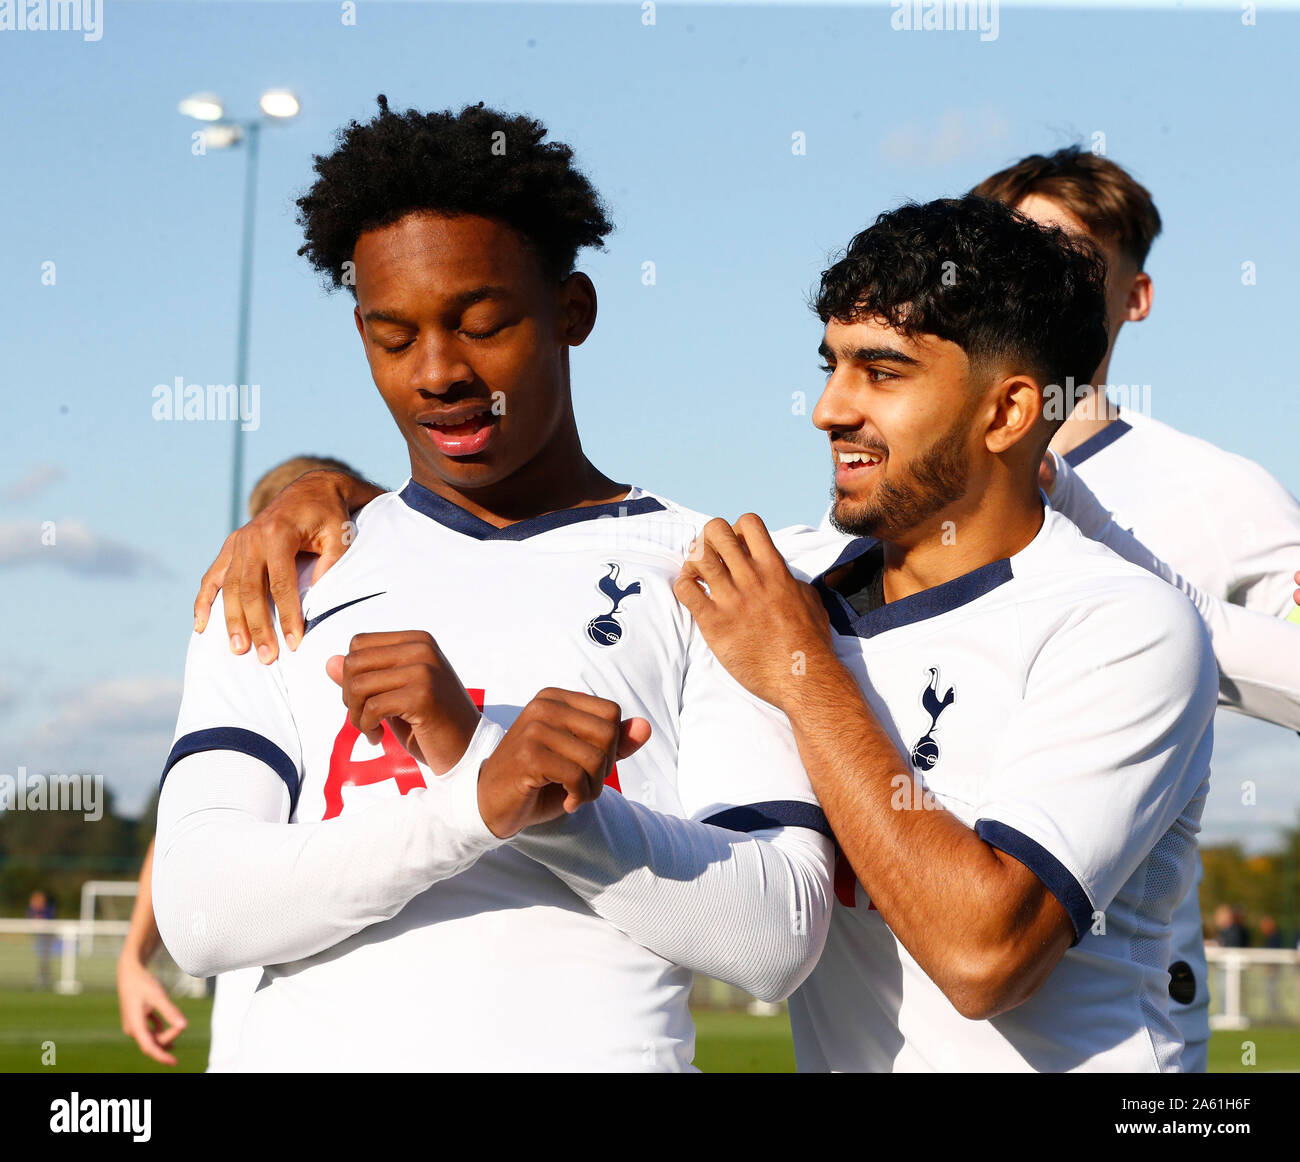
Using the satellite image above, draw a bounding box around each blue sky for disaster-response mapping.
[1,0,1297,849]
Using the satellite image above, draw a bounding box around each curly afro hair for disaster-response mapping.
[813,196,1109,404]
[296,96,614,291]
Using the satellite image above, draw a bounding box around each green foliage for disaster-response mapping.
[0,785,157,915]
[1201,813,1300,946]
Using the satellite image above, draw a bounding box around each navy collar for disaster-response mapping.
[814,538,1015,638]
[1063,415,1132,468]
[398,479,665,542]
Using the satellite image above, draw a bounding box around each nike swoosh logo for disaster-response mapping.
[302,592,387,637]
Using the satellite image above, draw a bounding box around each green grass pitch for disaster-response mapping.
[0,989,1296,1073]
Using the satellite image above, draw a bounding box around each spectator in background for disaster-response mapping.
[245,455,358,523]
[1213,904,1251,948]
[116,454,369,1066]
[26,890,55,990]
[1258,916,1283,950]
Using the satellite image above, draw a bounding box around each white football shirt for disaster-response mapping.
[1066,409,1300,1065]
[784,506,1218,1071]
[160,483,829,1072]
[1065,410,1300,617]
[204,968,259,1072]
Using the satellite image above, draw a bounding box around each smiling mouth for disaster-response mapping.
[836,450,883,467]
[833,447,885,493]
[419,408,497,457]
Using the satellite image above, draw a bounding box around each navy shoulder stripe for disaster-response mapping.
[161,728,301,812]
[975,819,1092,945]
[702,800,833,838]
[1062,417,1132,468]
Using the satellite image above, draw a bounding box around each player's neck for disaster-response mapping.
[877,484,1045,605]
[1049,367,1121,459]
[411,421,628,529]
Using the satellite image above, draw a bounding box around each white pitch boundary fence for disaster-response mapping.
[1,912,1296,1025]
[690,947,1300,1028]
[0,919,131,994]
[1206,947,1300,1030]
[0,918,206,997]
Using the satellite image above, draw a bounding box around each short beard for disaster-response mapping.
[829,408,974,541]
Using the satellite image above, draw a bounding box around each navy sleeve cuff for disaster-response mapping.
[975,818,1093,945]
[702,799,833,839]
[162,728,301,813]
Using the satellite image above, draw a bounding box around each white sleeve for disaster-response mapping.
[152,597,507,976]
[1215,456,1300,616]
[510,625,834,1002]
[672,623,829,828]
[1048,451,1300,730]
[511,800,833,1002]
[976,575,1218,934]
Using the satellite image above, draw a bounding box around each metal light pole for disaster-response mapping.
[179,90,300,531]
[230,120,261,533]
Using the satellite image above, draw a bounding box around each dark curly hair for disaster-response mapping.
[296,96,614,291]
[813,196,1110,403]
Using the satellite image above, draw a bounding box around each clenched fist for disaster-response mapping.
[326,630,482,774]
[477,689,651,839]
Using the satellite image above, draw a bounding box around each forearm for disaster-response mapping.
[153,719,505,976]
[783,657,1066,1017]
[119,838,163,967]
[1198,598,1300,729]
[511,792,833,1002]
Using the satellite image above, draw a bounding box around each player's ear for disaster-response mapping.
[1125,270,1153,323]
[353,304,367,344]
[984,374,1042,455]
[558,272,597,347]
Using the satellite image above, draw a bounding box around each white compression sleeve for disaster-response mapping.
[511,792,834,1003]
[153,717,507,976]
[1048,451,1300,730]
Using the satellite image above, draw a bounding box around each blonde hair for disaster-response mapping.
[248,455,362,518]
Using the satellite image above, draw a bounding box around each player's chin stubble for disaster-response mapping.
[829,414,972,541]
